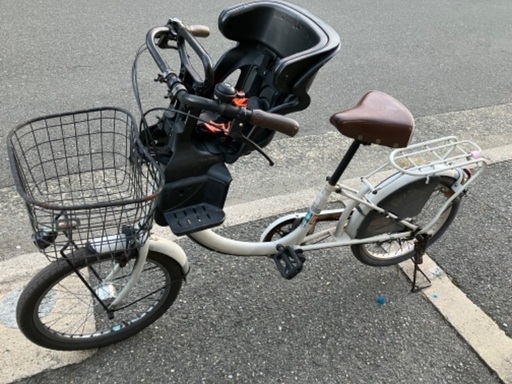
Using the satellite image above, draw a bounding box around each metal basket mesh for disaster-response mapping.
[7,107,163,259]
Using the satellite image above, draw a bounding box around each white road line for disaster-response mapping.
[400,256,512,384]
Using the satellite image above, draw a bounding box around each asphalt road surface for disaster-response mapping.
[1,0,512,188]
[1,1,512,383]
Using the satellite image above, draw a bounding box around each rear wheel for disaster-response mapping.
[16,249,183,350]
[351,176,461,266]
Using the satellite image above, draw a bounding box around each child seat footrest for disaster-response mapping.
[164,204,226,236]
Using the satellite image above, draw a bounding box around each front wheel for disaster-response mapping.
[16,249,184,350]
[351,176,461,266]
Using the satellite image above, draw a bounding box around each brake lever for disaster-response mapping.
[156,32,178,50]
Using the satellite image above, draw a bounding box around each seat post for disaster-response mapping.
[328,140,362,186]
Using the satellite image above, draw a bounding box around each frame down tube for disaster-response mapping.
[189,182,339,256]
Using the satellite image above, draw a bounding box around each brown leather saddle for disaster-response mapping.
[330,91,415,148]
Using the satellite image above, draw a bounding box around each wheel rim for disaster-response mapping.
[32,256,171,340]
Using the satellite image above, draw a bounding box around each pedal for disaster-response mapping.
[273,246,305,279]
[164,203,225,236]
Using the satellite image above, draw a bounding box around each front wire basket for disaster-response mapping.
[7,107,164,260]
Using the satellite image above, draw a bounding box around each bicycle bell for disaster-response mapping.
[214,82,237,103]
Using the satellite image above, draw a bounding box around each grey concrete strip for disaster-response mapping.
[225,102,512,208]
[399,256,512,384]
[484,143,512,164]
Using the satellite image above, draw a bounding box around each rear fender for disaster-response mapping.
[345,168,460,239]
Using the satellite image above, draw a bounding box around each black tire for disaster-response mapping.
[351,176,461,266]
[17,249,183,350]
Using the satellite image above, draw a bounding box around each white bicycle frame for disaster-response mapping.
[89,136,487,306]
[188,136,487,255]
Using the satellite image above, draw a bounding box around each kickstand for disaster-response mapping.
[411,234,432,292]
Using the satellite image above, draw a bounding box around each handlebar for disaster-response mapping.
[177,92,299,137]
[145,24,299,137]
[146,26,174,76]
[248,109,299,137]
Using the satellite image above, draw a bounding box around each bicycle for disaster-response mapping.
[7,0,487,351]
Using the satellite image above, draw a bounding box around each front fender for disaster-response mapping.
[148,235,190,276]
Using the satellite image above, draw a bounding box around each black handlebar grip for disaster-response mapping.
[186,25,210,38]
[249,109,299,137]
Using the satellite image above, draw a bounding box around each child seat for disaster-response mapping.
[154,1,340,235]
[213,0,341,158]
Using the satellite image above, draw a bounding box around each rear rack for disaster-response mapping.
[389,136,488,177]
